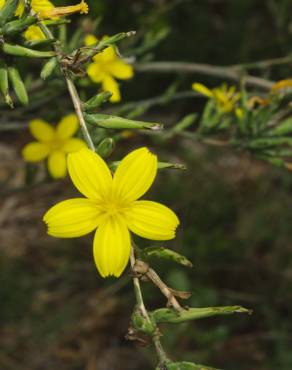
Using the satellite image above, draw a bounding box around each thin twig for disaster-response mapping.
[130,247,169,365]
[38,21,95,151]
[135,61,274,90]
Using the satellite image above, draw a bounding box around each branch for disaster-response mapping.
[129,247,169,366]
[135,61,274,90]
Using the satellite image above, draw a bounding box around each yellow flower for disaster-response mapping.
[271,79,292,94]
[23,25,46,41]
[43,147,180,278]
[192,82,241,114]
[22,114,86,179]
[0,0,88,41]
[85,34,134,103]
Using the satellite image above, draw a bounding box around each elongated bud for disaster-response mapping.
[3,16,38,35]
[40,57,58,80]
[111,160,182,172]
[0,0,19,26]
[82,92,112,112]
[157,162,186,170]
[161,361,220,370]
[85,113,163,130]
[40,0,89,18]
[0,61,13,108]
[8,66,28,106]
[142,246,192,267]
[2,43,55,58]
[96,138,115,158]
[151,306,251,324]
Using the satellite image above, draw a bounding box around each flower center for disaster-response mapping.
[99,199,130,218]
[49,139,64,151]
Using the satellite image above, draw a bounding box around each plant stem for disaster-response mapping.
[38,21,95,151]
[130,247,169,366]
[65,76,95,150]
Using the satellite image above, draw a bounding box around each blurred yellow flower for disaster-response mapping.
[192,82,241,114]
[271,79,292,94]
[43,147,180,277]
[85,34,134,103]
[22,114,86,179]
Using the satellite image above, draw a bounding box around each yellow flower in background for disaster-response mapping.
[0,0,88,41]
[22,114,86,179]
[43,147,179,278]
[271,79,292,94]
[192,82,241,114]
[85,34,134,103]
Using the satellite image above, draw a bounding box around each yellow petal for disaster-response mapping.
[31,0,55,18]
[87,63,105,83]
[23,25,46,41]
[15,0,25,17]
[99,46,116,63]
[109,60,134,80]
[67,148,112,200]
[112,147,157,203]
[0,0,4,9]
[93,216,131,277]
[84,34,98,46]
[56,113,79,140]
[22,142,50,162]
[62,138,86,153]
[29,119,54,142]
[43,198,101,238]
[102,75,121,103]
[192,82,213,97]
[126,200,179,240]
[48,150,67,178]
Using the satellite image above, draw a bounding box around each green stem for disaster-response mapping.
[130,247,169,366]
[38,21,95,151]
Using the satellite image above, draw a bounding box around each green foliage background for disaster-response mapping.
[1,1,292,370]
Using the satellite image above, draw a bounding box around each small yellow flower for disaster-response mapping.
[192,82,241,114]
[0,0,88,41]
[271,79,292,94]
[43,147,180,277]
[22,114,86,179]
[85,34,134,103]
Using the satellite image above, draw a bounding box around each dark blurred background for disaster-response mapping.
[1,1,292,369]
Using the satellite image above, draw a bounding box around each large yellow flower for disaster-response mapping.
[85,35,134,103]
[22,114,86,178]
[43,147,180,277]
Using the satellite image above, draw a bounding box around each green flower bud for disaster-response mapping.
[82,92,113,112]
[3,43,55,58]
[40,57,58,80]
[96,138,115,158]
[8,66,28,106]
[3,16,38,35]
[0,60,13,107]
[85,113,162,130]
[0,0,19,26]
